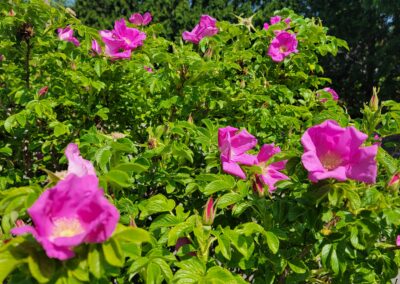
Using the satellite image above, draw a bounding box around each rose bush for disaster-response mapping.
[1,0,400,283]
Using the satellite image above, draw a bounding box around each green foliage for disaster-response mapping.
[0,1,400,283]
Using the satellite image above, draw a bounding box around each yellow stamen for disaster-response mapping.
[50,217,84,240]
[320,151,342,170]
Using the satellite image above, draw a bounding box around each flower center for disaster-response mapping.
[320,151,342,170]
[279,45,288,53]
[50,217,84,240]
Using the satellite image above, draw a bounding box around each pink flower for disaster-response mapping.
[218,126,257,179]
[15,219,25,228]
[397,235,400,246]
[182,15,219,44]
[301,120,378,184]
[65,143,96,177]
[263,16,291,31]
[91,39,102,55]
[254,144,289,193]
[99,19,146,59]
[203,197,216,225]
[11,174,119,260]
[38,86,48,96]
[270,16,282,25]
[57,26,80,47]
[144,66,153,73]
[318,87,339,102]
[373,134,382,146]
[129,12,152,26]
[267,31,298,62]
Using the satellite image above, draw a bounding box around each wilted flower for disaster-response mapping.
[57,26,80,47]
[317,87,339,102]
[100,19,146,59]
[91,39,102,55]
[182,15,218,44]
[203,197,216,225]
[65,143,96,177]
[129,12,152,26]
[38,86,48,96]
[267,31,298,62]
[218,126,257,179]
[11,174,119,260]
[254,144,289,193]
[301,120,378,184]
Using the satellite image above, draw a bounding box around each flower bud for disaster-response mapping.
[388,172,400,191]
[38,86,48,96]
[369,90,379,112]
[203,197,215,225]
[253,176,265,197]
[9,9,15,17]
[15,219,25,227]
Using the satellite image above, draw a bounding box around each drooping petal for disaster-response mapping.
[222,161,246,179]
[65,143,96,177]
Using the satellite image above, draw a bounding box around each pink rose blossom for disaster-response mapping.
[57,26,80,47]
[263,16,291,31]
[254,144,289,193]
[38,86,48,96]
[218,126,257,179]
[91,39,102,55]
[182,15,219,44]
[11,174,119,260]
[99,19,146,59]
[301,120,378,184]
[267,31,298,62]
[129,12,152,26]
[318,87,339,102]
[270,16,282,25]
[65,143,96,177]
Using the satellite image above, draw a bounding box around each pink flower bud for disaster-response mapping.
[388,172,400,191]
[38,86,48,96]
[15,219,25,227]
[144,66,153,73]
[9,9,15,17]
[203,197,215,225]
[397,235,400,246]
[253,176,265,197]
[369,92,379,112]
[373,134,382,146]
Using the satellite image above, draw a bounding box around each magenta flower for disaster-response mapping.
[263,16,291,31]
[301,120,378,184]
[57,26,80,47]
[267,31,298,62]
[397,235,400,246]
[182,15,219,44]
[99,19,146,59]
[254,144,289,193]
[318,87,339,102]
[38,86,48,96]
[91,39,102,55]
[218,126,257,179]
[11,174,119,260]
[65,143,96,178]
[129,12,152,26]
[270,16,282,25]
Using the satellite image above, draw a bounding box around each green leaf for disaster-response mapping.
[102,238,124,267]
[288,260,307,274]
[330,248,340,275]
[113,226,151,244]
[105,170,131,187]
[265,231,279,254]
[203,177,235,195]
[152,258,173,281]
[0,250,22,283]
[139,194,176,220]
[217,192,243,209]
[217,234,231,260]
[88,245,104,279]
[114,161,149,174]
[28,252,55,283]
